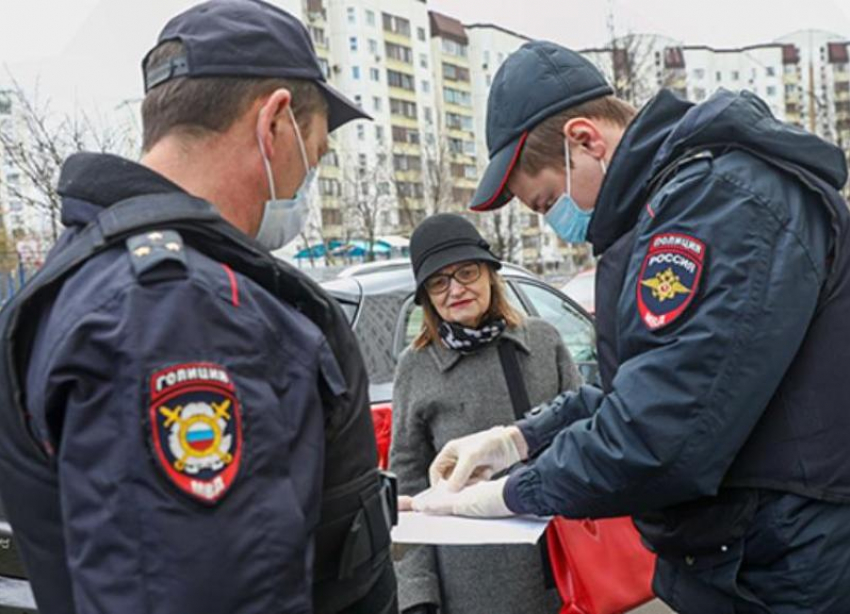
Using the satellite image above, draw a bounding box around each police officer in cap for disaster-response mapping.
[0,1,397,613]
[404,41,850,612]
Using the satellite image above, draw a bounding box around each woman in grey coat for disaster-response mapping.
[390,214,581,614]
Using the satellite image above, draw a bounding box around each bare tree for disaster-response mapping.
[421,135,454,216]
[340,150,394,262]
[486,200,523,264]
[0,75,140,249]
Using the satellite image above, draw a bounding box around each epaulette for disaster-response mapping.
[125,229,189,284]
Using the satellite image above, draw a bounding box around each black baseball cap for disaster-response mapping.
[470,41,613,212]
[142,0,370,132]
[410,214,501,304]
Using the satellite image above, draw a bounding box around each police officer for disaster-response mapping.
[0,1,397,613]
[405,41,850,613]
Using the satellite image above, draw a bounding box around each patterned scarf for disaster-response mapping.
[438,318,507,354]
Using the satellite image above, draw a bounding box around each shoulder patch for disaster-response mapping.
[636,233,706,331]
[126,230,187,283]
[148,362,243,504]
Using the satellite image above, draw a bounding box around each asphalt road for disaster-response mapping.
[632,599,676,613]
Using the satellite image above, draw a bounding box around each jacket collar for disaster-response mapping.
[426,323,530,373]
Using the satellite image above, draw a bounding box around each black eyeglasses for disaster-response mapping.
[424,262,482,295]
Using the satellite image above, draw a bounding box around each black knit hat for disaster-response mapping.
[410,214,501,303]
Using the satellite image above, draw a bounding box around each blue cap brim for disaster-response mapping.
[318,81,372,132]
[469,131,528,212]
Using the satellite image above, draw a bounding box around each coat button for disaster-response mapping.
[685,555,696,566]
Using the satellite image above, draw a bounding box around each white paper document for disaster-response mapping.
[392,511,551,545]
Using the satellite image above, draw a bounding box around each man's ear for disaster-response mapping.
[562,118,606,159]
[256,88,292,159]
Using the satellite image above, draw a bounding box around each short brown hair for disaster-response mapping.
[519,95,637,176]
[141,41,328,151]
[413,264,524,350]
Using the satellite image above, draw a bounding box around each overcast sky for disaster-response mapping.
[2,0,849,119]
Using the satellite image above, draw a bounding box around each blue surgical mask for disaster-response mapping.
[544,141,606,244]
[255,106,317,251]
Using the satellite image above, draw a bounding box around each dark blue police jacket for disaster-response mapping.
[504,90,850,543]
[0,153,350,614]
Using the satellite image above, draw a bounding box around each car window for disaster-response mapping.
[352,291,409,385]
[398,282,527,352]
[515,281,597,364]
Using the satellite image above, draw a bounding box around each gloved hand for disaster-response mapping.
[428,426,528,491]
[410,477,513,518]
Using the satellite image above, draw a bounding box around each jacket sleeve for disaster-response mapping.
[389,349,441,611]
[505,165,831,518]
[29,267,327,614]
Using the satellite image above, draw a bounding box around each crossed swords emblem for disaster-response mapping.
[159,400,234,472]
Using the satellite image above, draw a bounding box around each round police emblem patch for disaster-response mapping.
[149,363,243,504]
[637,233,706,331]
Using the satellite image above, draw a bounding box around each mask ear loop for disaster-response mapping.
[564,139,572,198]
[257,127,278,201]
[287,105,311,176]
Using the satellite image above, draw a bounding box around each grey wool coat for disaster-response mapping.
[389,317,581,614]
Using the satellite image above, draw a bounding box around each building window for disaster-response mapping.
[349,36,358,52]
[354,94,362,107]
[421,80,430,93]
[390,98,418,119]
[393,154,423,172]
[392,126,420,144]
[370,67,380,81]
[359,153,368,168]
[385,42,413,64]
[693,87,707,101]
[322,208,343,226]
[715,71,722,81]
[357,124,365,140]
[322,150,339,167]
[448,137,464,154]
[319,178,342,197]
[420,53,428,69]
[486,74,492,87]
[366,9,375,26]
[309,26,327,48]
[352,66,361,80]
[441,38,468,58]
[445,112,473,131]
[382,13,411,37]
[418,27,426,41]
[387,69,416,91]
[484,50,491,65]
[375,125,385,142]
[424,106,432,123]
[463,140,476,156]
[693,68,705,80]
[766,85,777,97]
[373,96,382,112]
[731,70,740,81]
[443,87,472,107]
[443,62,471,82]
[318,58,330,78]
[347,7,356,24]
[396,181,424,198]
[368,39,379,54]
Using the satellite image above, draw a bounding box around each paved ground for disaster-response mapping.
[632,599,676,613]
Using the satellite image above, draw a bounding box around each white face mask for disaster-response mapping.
[255,106,317,251]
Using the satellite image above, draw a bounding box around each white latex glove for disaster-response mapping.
[429,425,528,492]
[411,477,514,518]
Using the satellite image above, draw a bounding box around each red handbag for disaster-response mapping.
[546,516,657,614]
